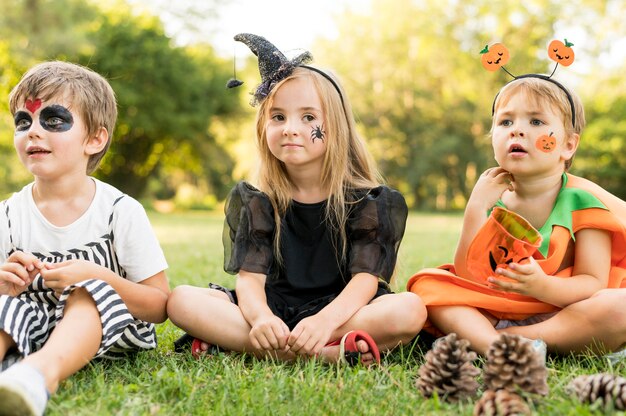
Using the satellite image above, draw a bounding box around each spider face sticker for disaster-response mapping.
[535,132,556,153]
[311,124,325,143]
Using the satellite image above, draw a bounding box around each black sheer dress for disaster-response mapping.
[220,181,408,329]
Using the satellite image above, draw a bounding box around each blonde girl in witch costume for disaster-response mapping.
[407,40,626,357]
[168,33,426,366]
[0,61,169,416]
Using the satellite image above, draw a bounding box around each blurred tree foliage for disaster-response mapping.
[1,0,626,208]
[316,0,626,208]
[576,71,626,196]
[0,0,241,200]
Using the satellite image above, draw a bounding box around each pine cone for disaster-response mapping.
[483,333,548,395]
[473,389,531,416]
[416,333,480,402]
[567,373,626,410]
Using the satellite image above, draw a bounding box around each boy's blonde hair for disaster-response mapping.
[255,67,381,263]
[9,61,117,174]
[492,77,585,169]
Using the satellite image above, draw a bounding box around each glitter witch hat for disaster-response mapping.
[227,33,313,106]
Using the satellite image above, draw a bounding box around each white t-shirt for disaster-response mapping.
[0,178,167,283]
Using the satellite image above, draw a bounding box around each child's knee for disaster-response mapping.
[406,292,428,333]
[386,292,427,336]
[588,289,626,328]
[166,285,195,320]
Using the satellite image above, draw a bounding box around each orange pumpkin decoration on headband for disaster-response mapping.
[480,43,510,71]
[548,39,575,66]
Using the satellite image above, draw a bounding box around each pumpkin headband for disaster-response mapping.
[227,33,344,107]
[481,39,576,128]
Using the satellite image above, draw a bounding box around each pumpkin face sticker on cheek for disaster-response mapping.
[480,43,510,71]
[536,132,557,153]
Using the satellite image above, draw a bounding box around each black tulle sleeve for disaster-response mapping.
[223,182,276,275]
[347,186,408,282]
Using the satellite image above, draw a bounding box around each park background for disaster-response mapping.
[2,0,626,209]
[1,1,626,414]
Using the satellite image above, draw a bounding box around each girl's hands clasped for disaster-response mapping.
[249,314,290,352]
[287,314,335,357]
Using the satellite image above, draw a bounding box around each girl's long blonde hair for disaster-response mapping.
[254,67,382,264]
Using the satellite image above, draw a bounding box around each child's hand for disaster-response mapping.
[0,251,44,296]
[249,314,290,352]
[39,259,101,291]
[468,167,514,211]
[487,257,547,297]
[288,315,334,357]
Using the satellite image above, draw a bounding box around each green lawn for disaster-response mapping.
[47,211,624,415]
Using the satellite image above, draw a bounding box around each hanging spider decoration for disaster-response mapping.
[311,124,325,142]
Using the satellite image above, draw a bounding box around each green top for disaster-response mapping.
[494,173,607,257]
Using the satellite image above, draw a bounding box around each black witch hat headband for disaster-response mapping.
[227,33,344,107]
[482,39,576,127]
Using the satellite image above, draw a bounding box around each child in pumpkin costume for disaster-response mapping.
[407,46,626,356]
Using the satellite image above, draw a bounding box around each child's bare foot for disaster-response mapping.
[320,339,376,366]
[354,340,376,366]
[194,340,211,355]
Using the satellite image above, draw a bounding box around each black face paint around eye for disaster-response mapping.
[39,105,74,133]
[14,111,33,134]
[310,124,325,143]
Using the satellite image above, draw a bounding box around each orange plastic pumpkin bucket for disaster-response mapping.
[465,207,542,284]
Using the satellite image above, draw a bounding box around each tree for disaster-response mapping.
[79,8,240,197]
[576,69,626,199]
[0,0,241,199]
[316,0,626,209]
[0,0,98,198]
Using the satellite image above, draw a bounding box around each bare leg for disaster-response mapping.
[169,288,426,365]
[22,288,102,393]
[428,305,500,355]
[319,292,426,364]
[167,285,295,361]
[0,330,16,362]
[502,289,626,354]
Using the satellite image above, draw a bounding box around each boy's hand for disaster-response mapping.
[0,251,44,296]
[468,167,514,211]
[249,314,290,351]
[288,314,334,356]
[487,257,547,297]
[39,259,101,291]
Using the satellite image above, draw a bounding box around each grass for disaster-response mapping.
[45,211,625,415]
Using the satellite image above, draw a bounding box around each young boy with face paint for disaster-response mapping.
[0,61,169,415]
[407,76,626,358]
